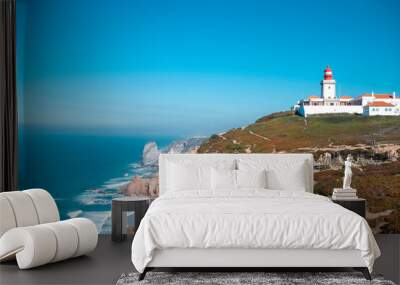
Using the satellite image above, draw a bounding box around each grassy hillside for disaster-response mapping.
[199,113,400,153]
[198,113,400,233]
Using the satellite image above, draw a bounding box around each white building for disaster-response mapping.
[363,101,398,116]
[352,93,400,108]
[295,66,399,117]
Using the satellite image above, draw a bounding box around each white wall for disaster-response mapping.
[299,105,363,117]
[363,106,398,116]
[361,97,400,107]
[321,80,336,100]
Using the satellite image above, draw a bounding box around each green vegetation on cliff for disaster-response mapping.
[198,113,400,153]
[314,162,400,233]
[198,113,400,233]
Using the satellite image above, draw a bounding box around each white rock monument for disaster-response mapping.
[332,155,358,200]
[343,155,353,190]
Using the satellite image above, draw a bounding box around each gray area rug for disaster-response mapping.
[117,272,396,285]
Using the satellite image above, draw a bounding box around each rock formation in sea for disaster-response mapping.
[124,137,206,197]
[142,142,160,166]
[124,175,159,196]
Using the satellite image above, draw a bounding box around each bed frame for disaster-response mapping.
[138,154,372,281]
[139,248,371,280]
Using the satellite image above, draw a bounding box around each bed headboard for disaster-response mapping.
[159,153,314,195]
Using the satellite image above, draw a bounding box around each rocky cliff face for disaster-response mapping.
[166,137,206,154]
[299,145,400,234]
[141,137,206,167]
[313,144,400,170]
[124,175,159,197]
[124,137,206,197]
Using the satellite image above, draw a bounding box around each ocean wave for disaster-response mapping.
[67,210,83,218]
[77,197,112,206]
[73,146,160,232]
[76,186,123,206]
[67,209,111,233]
[129,162,141,168]
[130,165,158,178]
[102,180,130,190]
[80,211,111,234]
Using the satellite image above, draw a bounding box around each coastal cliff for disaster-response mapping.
[121,112,400,233]
[122,137,206,197]
[198,112,400,234]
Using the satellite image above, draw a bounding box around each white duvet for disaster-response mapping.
[131,190,380,273]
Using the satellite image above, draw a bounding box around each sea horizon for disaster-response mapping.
[18,125,178,233]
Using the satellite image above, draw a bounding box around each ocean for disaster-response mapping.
[18,126,175,233]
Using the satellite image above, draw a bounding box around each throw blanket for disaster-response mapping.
[131,190,380,272]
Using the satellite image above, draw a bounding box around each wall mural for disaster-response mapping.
[17,0,400,234]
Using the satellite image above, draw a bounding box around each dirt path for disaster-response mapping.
[218,134,228,140]
[248,130,272,142]
[218,134,239,145]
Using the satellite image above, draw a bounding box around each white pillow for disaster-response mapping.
[237,159,308,192]
[167,162,211,191]
[211,168,236,191]
[266,165,307,192]
[236,169,267,189]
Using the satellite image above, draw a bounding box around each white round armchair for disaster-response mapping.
[0,189,98,269]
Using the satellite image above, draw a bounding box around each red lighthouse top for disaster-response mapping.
[324,65,333,80]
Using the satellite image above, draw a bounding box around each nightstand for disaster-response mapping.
[111,196,154,242]
[332,198,366,218]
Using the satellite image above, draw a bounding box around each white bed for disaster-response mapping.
[131,154,380,280]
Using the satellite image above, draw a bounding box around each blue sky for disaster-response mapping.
[17,0,400,137]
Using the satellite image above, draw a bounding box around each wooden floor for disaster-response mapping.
[0,235,399,285]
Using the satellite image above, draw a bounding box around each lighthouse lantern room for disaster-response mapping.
[321,65,336,100]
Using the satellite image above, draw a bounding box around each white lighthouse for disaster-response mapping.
[321,66,336,100]
[295,66,398,117]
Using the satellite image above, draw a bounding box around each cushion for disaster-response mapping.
[0,196,17,237]
[42,221,79,262]
[236,169,267,189]
[266,162,307,191]
[0,190,98,269]
[166,162,211,191]
[211,168,237,191]
[237,159,308,191]
[160,155,238,195]
[0,192,39,227]
[0,189,60,238]
[24,189,60,224]
[0,218,98,269]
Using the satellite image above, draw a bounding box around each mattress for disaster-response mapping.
[131,190,380,273]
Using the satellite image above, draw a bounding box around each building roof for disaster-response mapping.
[339,96,352,100]
[355,93,373,99]
[360,93,373,97]
[365,101,395,107]
[374,94,393,99]
[359,93,393,99]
